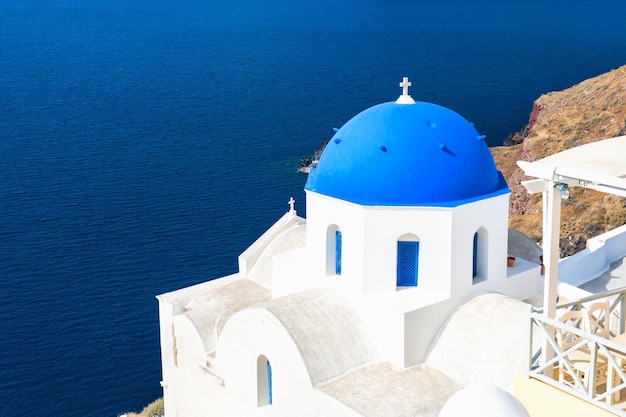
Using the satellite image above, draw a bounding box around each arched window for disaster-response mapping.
[397,235,419,287]
[257,355,272,406]
[473,228,488,284]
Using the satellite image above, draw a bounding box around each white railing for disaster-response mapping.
[528,288,626,415]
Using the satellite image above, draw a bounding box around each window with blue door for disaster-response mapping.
[335,230,342,275]
[397,240,419,287]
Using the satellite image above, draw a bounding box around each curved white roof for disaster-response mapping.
[257,288,373,385]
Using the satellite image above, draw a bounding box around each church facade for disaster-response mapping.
[157,78,539,417]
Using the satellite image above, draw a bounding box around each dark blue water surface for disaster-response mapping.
[1,0,625,415]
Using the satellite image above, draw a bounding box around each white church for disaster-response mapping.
[156,78,545,417]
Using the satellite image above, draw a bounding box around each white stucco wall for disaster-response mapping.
[158,299,222,417]
[171,315,218,417]
[304,192,366,292]
[158,175,544,415]
[210,288,374,417]
[157,275,268,417]
[426,293,532,393]
[449,193,510,299]
[272,246,314,297]
[283,190,539,368]
[361,206,453,295]
[304,191,455,297]
[157,300,177,417]
[215,307,314,417]
[559,223,626,287]
[238,211,305,282]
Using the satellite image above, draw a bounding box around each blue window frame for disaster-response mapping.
[397,241,418,286]
[267,361,273,405]
[473,232,478,278]
[335,231,342,275]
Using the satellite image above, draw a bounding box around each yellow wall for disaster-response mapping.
[514,374,617,417]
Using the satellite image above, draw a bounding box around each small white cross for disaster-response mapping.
[400,77,411,97]
[288,197,296,213]
[396,76,416,105]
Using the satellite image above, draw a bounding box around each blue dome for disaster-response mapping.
[305,101,508,206]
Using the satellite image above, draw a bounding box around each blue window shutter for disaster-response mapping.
[335,231,342,275]
[473,232,478,278]
[397,241,418,286]
[267,361,273,405]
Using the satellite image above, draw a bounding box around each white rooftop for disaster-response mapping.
[517,135,626,197]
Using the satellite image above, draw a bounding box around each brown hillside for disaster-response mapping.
[492,64,626,256]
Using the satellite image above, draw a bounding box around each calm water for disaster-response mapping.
[1,0,625,415]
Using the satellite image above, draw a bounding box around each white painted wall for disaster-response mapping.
[171,315,218,417]
[157,274,242,417]
[305,191,455,297]
[559,223,626,286]
[157,300,177,417]
[214,308,315,417]
[304,192,365,292]
[158,299,220,417]
[293,189,540,368]
[158,173,546,415]
[449,194,510,299]
[361,206,453,295]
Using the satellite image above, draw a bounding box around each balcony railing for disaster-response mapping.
[528,287,626,415]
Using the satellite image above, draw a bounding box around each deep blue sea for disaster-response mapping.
[1,0,625,415]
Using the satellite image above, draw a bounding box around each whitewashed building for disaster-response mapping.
[157,78,539,417]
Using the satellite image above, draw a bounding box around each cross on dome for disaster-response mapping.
[400,77,411,95]
[288,197,296,213]
[396,76,416,105]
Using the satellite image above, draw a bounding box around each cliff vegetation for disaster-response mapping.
[119,398,163,417]
[491,64,626,256]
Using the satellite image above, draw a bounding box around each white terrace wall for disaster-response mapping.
[559,223,626,287]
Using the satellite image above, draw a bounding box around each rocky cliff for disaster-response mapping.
[492,64,626,256]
